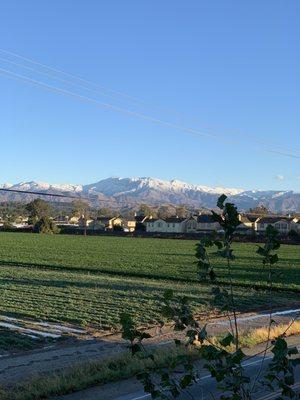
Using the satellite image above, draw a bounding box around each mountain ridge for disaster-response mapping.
[1,177,299,212]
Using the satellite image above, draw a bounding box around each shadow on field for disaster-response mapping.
[0,259,299,294]
[0,276,202,294]
[234,254,300,263]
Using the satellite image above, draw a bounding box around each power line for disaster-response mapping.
[0,66,238,142]
[0,47,299,156]
[0,55,141,106]
[0,47,149,108]
[0,65,300,160]
[0,188,88,199]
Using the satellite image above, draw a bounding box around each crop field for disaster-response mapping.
[0,232,299,289]
[0,265,297,329]
[0,232,299,329]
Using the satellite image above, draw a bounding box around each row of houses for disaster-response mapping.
[1,213,299,235]
[144,214,300,235]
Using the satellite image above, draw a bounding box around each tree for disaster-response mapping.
[121,195,299,400]
[26,199,52,225]
[121,210,136,220]
[96,207,116,217]
[175,205,189,218]
[157,205,176,219]
[249,205,270,216]
[34,216,60,234]
[138,204,153,217]
[71,200,89,217]
[71,200,90,236]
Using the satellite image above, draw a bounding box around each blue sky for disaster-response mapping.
[0,1,299,190]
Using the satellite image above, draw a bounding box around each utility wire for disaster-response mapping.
[0,48,299,156]
[0,48,148,107]
[0,65,300,160]
[0,187,88,199]
[0,55,137,106]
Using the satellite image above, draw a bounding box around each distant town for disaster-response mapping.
[1,198,299,237]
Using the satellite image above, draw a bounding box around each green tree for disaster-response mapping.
[34,216,60,234]
[26,199,52,225]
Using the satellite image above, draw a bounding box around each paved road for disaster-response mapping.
[0,308,299,386]
[52,335,300,400]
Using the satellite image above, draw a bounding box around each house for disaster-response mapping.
[146,216,187,233]
[53,215,70,225]
[236,214,254,234]
[123,219,136,232]
[197,214,220,232]
[146,218,167,233]
[11,216,29,228]
[185,216,198,233]
[244,214,260,231]
[90,216,123,231]
[256,216,298,234]
[164,217,187,233]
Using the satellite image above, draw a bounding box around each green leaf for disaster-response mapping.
[231,348,246,364]
[198,325,207,343]
[180,374,193,389]
[217,194,227,209]
[269,254,279,265]
[220,333,235,347]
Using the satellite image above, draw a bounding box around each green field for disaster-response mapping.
[0,232,299,328]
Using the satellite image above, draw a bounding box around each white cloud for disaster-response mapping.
[276,174,284,181]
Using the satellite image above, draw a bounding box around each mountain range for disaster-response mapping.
[1,177,299,213]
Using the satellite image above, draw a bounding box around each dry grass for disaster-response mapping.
[0,346,190,400]
[207,320,300,349]
[248,320,300,343]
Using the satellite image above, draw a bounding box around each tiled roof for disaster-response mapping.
[258,216,292,224]
[165,217,187,223]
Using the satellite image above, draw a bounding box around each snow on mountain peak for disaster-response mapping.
[9,181,83,193]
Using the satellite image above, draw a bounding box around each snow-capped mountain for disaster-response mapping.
[2,181,83,193]
[0,177,299,212]
[83,177,243,197]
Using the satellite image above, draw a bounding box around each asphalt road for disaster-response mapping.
[113,353,300,400]
[53,335,300,400]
